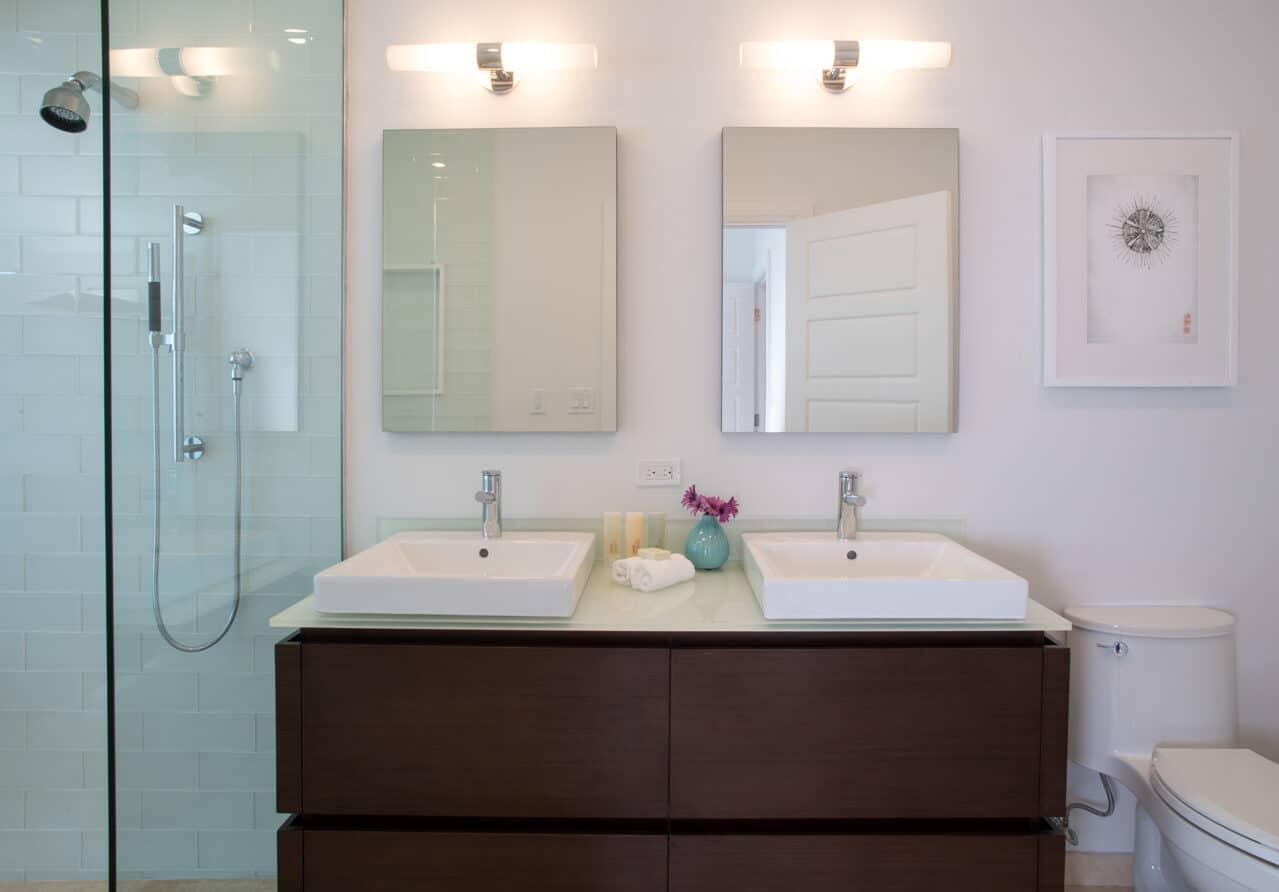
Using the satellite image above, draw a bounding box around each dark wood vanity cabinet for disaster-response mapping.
[276,632,1068,891]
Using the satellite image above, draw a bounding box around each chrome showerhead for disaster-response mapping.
[38,71,139,133]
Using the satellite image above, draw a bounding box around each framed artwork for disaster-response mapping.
[1043,132,1238,386]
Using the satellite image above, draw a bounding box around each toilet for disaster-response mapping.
[1067,605,1279,891]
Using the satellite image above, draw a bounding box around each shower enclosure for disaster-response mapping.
[2,0,343,885]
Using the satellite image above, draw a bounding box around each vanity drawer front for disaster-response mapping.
[669,833,1047,892]
[670,647,1045,819]
[295,643,669,818]
[290,830,667,892]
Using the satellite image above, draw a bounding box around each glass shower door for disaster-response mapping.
[0,2,109,884]
[107,0,343,883]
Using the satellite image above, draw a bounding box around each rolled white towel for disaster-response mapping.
[612,557,642,584]
[631,554,696,593]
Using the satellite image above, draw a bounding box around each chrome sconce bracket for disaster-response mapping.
[821,40,861,92]
[476,42,518,94]
[157,48,214,98]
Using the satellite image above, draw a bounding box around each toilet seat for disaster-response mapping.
[1152,747,1279,867]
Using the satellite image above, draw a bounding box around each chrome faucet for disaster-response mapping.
[836,471,867,541]
[475,469,502,539]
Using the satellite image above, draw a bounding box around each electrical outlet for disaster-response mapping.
[638,459,681,487]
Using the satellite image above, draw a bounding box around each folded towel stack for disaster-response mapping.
[612,553,696,593]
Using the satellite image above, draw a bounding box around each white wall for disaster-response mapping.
[347,0,1279,850]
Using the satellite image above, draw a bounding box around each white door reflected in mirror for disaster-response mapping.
[721,127,959,433]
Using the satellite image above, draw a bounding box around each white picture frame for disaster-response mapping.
[1043,132,1238,387]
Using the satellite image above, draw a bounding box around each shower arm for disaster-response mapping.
[67,70,139,110]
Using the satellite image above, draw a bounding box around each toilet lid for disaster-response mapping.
[1152,747,1279,861]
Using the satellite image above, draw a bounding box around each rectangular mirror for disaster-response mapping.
[383,127,617,432]
[721,127,959,433]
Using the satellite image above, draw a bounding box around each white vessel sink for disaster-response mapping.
[313,531,596,617]
[742,532,1027,620]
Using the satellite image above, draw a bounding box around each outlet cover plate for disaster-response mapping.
[638,459,682,487]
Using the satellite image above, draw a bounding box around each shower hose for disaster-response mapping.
[149,346,244,653]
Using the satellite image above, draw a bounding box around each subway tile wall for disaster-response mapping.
[0,0,342,881]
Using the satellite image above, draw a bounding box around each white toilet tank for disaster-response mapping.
[1065,605,1237,778]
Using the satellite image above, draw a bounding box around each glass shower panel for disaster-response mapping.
[107,0,343,882]
[0,1,110,884]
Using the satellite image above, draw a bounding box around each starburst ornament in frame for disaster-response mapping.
[1044,133,1238,387]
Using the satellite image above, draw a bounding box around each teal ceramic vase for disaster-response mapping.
[684,514,730,570]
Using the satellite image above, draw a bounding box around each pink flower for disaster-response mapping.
[681,484,739,524]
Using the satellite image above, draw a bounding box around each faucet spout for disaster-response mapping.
[837,471,866,541]
[475,469,502,539]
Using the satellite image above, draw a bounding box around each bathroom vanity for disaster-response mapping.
[271,566,1070,891]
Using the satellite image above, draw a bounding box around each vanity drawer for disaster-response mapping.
[283,828,667,892]
[286,642,669,818]
[670,647,1047,819]
[669,832,1061,892]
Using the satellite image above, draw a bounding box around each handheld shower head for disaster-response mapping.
[39,71,139,132]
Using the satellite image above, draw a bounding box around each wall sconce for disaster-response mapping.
[385,42,598,94]
[739,40,951,92]
[109,47,279,98]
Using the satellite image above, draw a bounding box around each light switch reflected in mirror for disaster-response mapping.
[382,127,617,432]
[721,127,959,433]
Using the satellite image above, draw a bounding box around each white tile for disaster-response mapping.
[0,0,15,31]
[0,748,83,786]
[20,156,104,197]
[0,433,80,474]
[0,314,18,352]
[136,156,252,196]
[197,751,273,791]
[23,473,104,512]
[0,512,79,553]
[26,710,108,751]
[0,195,77,234]
[24,551,107,591]
[21,235,134,276]
[24,631,105,671]
[0,157,16,194]
[0,594,82,630]
[117,828,197,871]
[0,235,15,272]
[197,828,274,871]
[251,791,280,829]
[0,670,81,709]
[140,634,252,676]
[24,788,107,830]
[0,33,77,75]
[0,631,22,669]
[253,714,273,753]
[0,711,26,749]
[0,552,21,589]
[0,791,20,829]
[22,395,108,435]
[0,115,77,156]
[0,829,83,871]
[15,0,99,33]
[142,712,255,753]
[0,355,77,394]
[113,750,197,790]
[141,791,252,829]
[109,670,197,712]
[196,672,272,714]
[0,74,17,114]
[23,314,132,355]
[136,0,252,36]
[0,273,79,315]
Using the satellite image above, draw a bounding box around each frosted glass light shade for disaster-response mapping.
[110,47,277,77]
[386,42,597,72]
[739,39,951,72]
[739,40,837,70]
[857,40,951,71]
